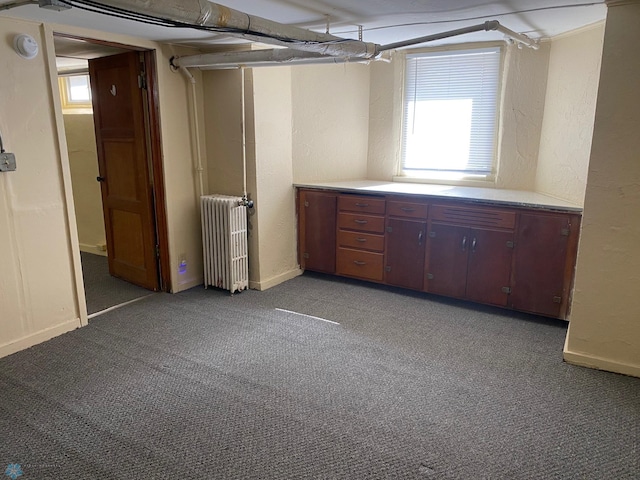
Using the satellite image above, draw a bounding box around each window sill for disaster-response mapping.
[393,174,496,188]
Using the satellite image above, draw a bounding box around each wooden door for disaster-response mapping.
[511,213,572,318]
[89,51,159,290]
[385,218,426,290]
[298,190,337,273]
[425,223,468,298]
[465,228,514,307]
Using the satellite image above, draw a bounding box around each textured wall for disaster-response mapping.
[535,24,604,205]
[251,67,300,289]
[0,18,81,356]
[564,2,640,377]
[203,69,246,197]
[495,42,550,190]
[63,113,106,254]
[292,63,370,183]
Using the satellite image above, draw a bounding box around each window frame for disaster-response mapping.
[58,74,93,114]
[396,42,505,186]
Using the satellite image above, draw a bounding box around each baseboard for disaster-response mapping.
[0,318,82,359]
[249,268,303,291]
[79,243,107,257]
[563,348,640,378]
[172,277,202,293]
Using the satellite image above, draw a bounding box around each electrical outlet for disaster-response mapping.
[0,152,16,172]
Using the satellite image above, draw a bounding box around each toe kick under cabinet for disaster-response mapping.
[297,187,581,320]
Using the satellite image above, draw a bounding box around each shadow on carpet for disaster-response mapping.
[81,252,153,315]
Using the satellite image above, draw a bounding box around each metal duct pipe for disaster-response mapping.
[171,49,373,69]
[172,49,331,69]
[92,0,379,58]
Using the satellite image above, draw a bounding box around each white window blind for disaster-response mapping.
[402,47,501,177]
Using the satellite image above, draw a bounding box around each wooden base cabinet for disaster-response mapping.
[425,204,516,307]
[297,190,337,274]
[296,188,580,320]
[510,212,581,319]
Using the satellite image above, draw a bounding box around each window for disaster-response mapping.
[401,46,502,181]
[58,74,93,113]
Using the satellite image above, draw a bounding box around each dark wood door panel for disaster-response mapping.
[90,51,159,291]
[511,213,571,318]
[299,190,336,273]
[385,218,426,290]
[466,228,513,307]
[425,223,468,298]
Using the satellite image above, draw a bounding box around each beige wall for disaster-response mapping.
[63,113,106,255]
[366,43,550,188]
[564,1,640,377]
[535,23,604,205]
[0,17,206,357]
[203,69,245,196]
[0,18,82,357]
[291,63,370,183]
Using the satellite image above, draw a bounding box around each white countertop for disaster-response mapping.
[294,180,583,213]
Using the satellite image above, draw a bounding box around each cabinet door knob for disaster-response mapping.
[418,230,423,246]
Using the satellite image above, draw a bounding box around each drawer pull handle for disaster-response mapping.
[356,237,367,243]
[355,203,369,207]
[354,219,368,225]
[401,207,415,212]
[461,236,467,251]
[353,260,367,266]
[471,237,477,253]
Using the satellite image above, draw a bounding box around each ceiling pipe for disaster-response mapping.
[379,20,538,51]
[170,48,372,70]
[91,0,379,59]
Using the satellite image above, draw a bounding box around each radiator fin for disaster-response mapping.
[201,195,248,293]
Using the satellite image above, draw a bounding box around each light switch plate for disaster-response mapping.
[0,152,16,172]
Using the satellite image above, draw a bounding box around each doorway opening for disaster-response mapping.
[54,33,171,317]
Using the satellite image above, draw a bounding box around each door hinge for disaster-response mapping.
[428,231,436,238]
[553,296,562,304]
[155,245,160,257]
[138,73,147,90]
[561,226,570,236]
[501,286,512,294]
[386,226,393,233]
[506,240,515,248]
[427,273,434,280]
[303,252,309,259]
[385,266,391,272]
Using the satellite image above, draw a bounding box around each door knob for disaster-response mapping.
[97,176,105,182]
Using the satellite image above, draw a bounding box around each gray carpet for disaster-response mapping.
[0,272,638,479]
[81,252,153,315]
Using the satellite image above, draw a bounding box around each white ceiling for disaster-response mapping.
[1,0,606,51]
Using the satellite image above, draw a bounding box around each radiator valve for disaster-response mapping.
[239,196,254,209]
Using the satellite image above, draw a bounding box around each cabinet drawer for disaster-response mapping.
[387,200,428,219]
[337,230,384,252]
[431,204,516,229]
[337,213,385,233]
[338,195,385,215]
[336,247,383,281]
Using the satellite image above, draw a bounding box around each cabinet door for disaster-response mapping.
[466,228,514,307]
[385,218,426,290]
[425,223,468,298]
[511,213,577,318]
[298,190,336,273]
